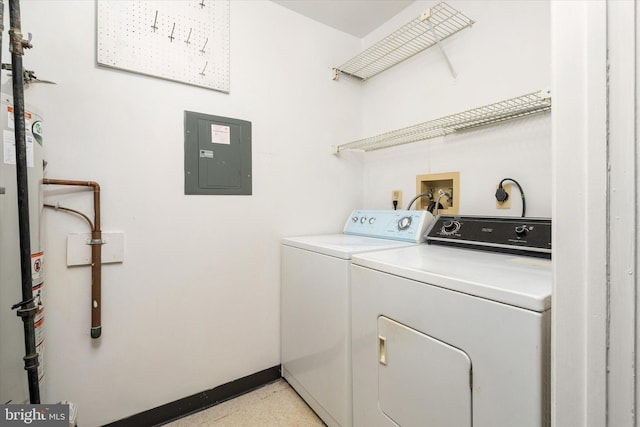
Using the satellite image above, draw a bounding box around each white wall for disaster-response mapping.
[359,0,551,217]
[16,1,363,425]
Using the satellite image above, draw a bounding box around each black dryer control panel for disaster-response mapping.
[426,215,552,258]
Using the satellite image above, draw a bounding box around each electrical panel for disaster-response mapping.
[184,111,251,195]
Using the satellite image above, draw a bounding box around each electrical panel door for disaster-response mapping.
[184,111,251,195]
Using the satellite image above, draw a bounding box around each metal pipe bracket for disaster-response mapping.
[8,29,31,55]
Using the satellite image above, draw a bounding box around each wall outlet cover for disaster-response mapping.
[496,183,512,209]
[392,190,403,209]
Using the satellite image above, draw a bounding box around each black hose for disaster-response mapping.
[9,0,40,404]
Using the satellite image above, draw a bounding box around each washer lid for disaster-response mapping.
[282,234,415,259]
[352,244,552,312]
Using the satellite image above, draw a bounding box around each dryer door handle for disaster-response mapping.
[379,336,388,366]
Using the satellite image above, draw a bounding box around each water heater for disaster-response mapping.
[0,92,45,404]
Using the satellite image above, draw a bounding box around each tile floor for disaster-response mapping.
[164,379,326,426]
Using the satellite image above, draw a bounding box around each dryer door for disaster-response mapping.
[378,316,472,426]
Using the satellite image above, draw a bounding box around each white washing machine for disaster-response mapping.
[281,210,436,427]
[351,216,552,427]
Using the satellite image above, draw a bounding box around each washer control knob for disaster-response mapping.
[515,225,529,237]
[398,216,412,230]
[369,217,376,224]
[360,216,367,224]
[352,217,358,223]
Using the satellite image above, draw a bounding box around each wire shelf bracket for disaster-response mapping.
[331,89,552,155]
[332,2,474,81]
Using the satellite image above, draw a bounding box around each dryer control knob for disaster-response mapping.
[441,220,460,234]
[398,216,412,230]
[515,225,529,237]
[369,217,376,224]
[360,217,367,224]
[352,217,358,223]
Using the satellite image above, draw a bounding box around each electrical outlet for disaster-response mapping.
[496,183,511,209]
[392,190,403,210]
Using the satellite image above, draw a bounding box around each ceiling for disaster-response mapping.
[271,0,416,38]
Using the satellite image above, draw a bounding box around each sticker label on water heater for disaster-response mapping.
[31,252,44,286]
[7,105,32,130]
[211,124,230,144]
[3,130,34,167]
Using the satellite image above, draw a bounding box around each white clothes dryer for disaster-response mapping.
[281,210,436,427]
[351,216,552,427]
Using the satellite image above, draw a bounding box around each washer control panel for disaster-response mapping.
[427,216,552,258]
[344,210,436,243]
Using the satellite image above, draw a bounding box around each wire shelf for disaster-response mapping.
[332,90,552,154]
[333,2,474,81]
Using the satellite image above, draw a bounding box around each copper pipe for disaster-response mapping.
[43,204,94,230]
[42,179,103,339]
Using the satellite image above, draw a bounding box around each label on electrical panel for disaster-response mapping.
[211,124,230,144]
[199,149,214,158]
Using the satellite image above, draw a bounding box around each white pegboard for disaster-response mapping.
[97,0,230,92]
